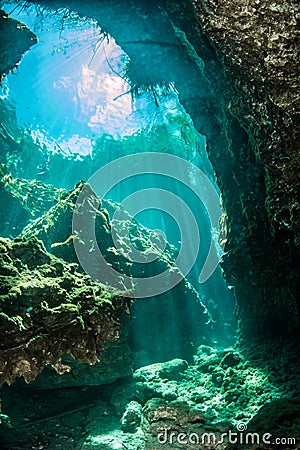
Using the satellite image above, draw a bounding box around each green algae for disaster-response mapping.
[0,236,131,386]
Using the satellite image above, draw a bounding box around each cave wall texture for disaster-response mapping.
[139,0,300,349]
[189,0,300,347]
[1,0,299,355]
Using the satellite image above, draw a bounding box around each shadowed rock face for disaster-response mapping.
[0,9,37,81]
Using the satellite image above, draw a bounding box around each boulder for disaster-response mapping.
[121,401,143,433]
[0,236,132,386]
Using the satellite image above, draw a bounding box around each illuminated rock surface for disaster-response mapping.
[0,236,132,386]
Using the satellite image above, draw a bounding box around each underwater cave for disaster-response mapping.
[0,0,299,449]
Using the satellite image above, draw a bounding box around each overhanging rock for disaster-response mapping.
[0,9,37,81]
[0,236,132,386]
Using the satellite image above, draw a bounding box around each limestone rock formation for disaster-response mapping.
[21,181,212,363]
[0,164,62,237]
[0,236,131,386]
[169,0,300,347]
[120,400,142,433]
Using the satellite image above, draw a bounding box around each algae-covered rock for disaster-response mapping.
[82,428,145,450]
[221,351,242,369]
[121,400,142,433]
[0,236,132,386]
[21,181,212,362]
[20,180,179,278]
[142,399,219,450]
[21,180,175,274]
[0,164,63,237]
[225,397,300,449]
[0,165,31,237]
[127,346,290,428]
[246,397,300,448]
[133,360,189,404]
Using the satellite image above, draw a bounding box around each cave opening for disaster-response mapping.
[0,0,236,359]
[0,0,299,449]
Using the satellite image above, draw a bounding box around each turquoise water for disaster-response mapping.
[0,1,240,448]
[0,0,235,338]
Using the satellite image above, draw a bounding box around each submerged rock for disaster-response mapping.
[129,346,290,427]
[121,401,142,433]
[221,351,242,369]
[246,397,300,448]
[0,164,64,237]
[133,359,189,404]
[134,359,188,383]
[142,399,216,450]
[0,165,31,237]
[82,428,145,450]
[0,236,132,386]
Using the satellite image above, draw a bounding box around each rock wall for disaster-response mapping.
[0,236,132,386]
[188,0,300,347]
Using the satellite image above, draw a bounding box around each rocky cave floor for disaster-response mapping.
[1,344,300,449]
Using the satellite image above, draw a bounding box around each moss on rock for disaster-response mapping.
[0,164,64,237]
[0,236,132,386]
